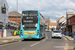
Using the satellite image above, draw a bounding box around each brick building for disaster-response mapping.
[67,15,75,35]
[8,10,21,30]
[67,12,75,36]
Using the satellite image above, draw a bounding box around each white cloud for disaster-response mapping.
[9,6,12,8]
[50,19,56,22]
[6,0,75,22]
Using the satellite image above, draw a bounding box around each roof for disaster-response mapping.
[68,15,75,19]
[57,16,64,22]
[67,12,74,15]
[59,18,66,23]
[50,22,56,26]
[8,10,21,17]
[57,16,66,23]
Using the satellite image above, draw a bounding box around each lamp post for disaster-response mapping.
[65,9,67,19]
[16,0,18,30]
[65,9,67,32]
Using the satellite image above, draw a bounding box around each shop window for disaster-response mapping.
[68,19,70,25]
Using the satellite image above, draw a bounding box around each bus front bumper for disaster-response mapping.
[20,35,39,39]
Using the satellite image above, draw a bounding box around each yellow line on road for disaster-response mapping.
[64,43,68,50]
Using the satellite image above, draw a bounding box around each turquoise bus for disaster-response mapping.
[20,10,45,39]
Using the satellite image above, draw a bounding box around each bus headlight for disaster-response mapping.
[35,23,38,27]
[23,25,24,27]
[35,25,37,27]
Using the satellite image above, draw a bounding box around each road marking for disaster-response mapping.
[63,37,68,41]
[64,43,68,50]
[30,42,40,47]
[42,33,48,42]
[62,35,68,41]
[64,43,74,50]
[30,33,48,47]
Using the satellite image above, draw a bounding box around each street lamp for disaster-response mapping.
[16,0,18,30]
[65,9,67,19]
[65,9,67,32]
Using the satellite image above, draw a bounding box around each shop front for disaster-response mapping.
[72,25,75,33]
[50,28,55,31]
[67,25,72,36]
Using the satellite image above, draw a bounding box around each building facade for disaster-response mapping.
[67,15,75,35]
[56,16,66,31]
[50,22,56,31]
[8,10,21,30]
[66,12,75,36]
[0,0,8,37]
[56,19,60,30]
[0,0,8,25]
[44,17,50,30]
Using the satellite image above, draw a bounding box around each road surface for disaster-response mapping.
[0,31,69,50]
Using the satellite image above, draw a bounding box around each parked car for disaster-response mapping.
[45,29,50,32]
[52,30,62,38]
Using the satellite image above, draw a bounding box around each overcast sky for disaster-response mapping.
[6,0,75,22]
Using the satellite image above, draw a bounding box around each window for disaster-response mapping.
[68,19,70,25]
[22,11,38,16]
[40,25,43,31]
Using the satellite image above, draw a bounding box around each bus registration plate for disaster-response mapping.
[24,31,35,35]
[27,37,32,39]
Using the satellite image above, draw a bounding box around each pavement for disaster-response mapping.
[62,34,75,50]
[0,31,70,50]
[0,35,21,45]
[0,35,20,39]
[62,35,74,41]
[68,41,75,50]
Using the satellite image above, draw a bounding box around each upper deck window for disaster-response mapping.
[22,11,38,16]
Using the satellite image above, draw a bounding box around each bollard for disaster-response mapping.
[74,35,75,43]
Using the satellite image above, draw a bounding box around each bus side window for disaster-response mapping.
[40,25,43,31]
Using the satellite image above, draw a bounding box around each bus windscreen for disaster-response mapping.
[22,11,38,30]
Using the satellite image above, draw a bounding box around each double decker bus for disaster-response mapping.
[20,10,45,39]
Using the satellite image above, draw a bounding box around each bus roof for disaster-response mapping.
[22,10,38,12]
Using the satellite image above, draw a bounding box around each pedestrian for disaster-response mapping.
[52,28,53,32]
